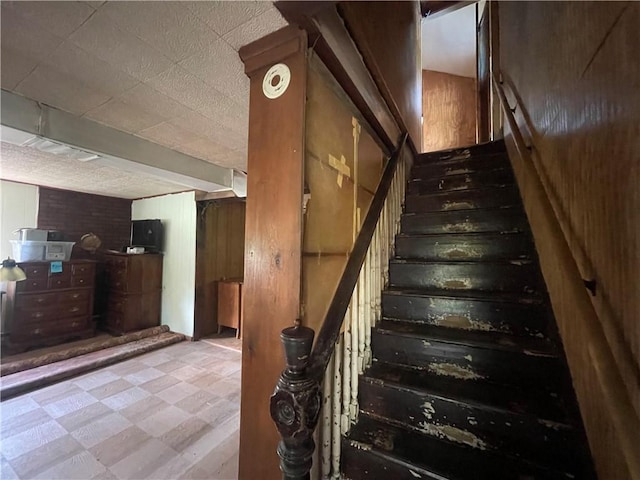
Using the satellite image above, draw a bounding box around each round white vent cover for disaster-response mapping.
[262,63,291,99]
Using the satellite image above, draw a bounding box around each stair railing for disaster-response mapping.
[492,73,640,479]
[270,133,409,480]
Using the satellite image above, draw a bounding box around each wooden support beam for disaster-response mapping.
[238,26,307,480]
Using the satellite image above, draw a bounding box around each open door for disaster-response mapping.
[476,1,490,143]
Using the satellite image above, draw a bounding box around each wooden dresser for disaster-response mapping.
[103,252,162,335]
[217,280,243,338]
[3,260,96,354]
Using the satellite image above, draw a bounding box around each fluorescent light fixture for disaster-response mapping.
[21,137,101,162]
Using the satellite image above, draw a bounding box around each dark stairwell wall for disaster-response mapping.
[499,2,639,478]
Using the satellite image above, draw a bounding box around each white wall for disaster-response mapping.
[132,191,196,337]
[0,180,39,259]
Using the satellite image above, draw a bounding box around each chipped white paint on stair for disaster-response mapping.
[418,421,487,450]
[428,362,483,380]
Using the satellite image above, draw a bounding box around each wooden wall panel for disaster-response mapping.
[238,27,307,480]
[303,57,385,334]
[500,2,640,478]
[339,1,422,151]
[194,200,245,339]
[422,70,477,152]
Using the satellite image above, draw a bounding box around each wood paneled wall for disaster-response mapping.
[500,3,640,478]
[339,1,422,151]
[422,70,477,152]
[194,200,245,339]
[303,57,386,335]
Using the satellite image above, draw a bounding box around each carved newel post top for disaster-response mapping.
[281,325,315,377]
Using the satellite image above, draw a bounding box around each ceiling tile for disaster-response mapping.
[222,5,288,50]
[16,65,112,115]
[178,37,249,103]
[177,137,237,163]
[146,64,244,121]
[114,83,192,121]
[187,1,271,36]
[69,10,174,81]
[0,2,63,67]
[170,111,246,152]
[41,41,139,98]
[2,0,95,38]
[1,51,37,90]
[84,99,166,134]
[0,142,186,199]
[101,1,221,62]
[137,122,203,149]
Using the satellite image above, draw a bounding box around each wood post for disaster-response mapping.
[238,26,308,479]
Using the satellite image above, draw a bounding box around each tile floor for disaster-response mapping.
[0,340,241,479]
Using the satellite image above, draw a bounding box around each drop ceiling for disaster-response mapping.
[0,1,288,198]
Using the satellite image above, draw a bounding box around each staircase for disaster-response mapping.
[341,141,595,479]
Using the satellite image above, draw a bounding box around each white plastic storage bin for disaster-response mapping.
[10,240,45,262]
[10,240,75,262]
[44,242,75,261]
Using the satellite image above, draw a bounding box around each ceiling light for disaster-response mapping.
[21,137,101,162]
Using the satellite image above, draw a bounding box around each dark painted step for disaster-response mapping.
[412,152,511,181]
[405,185,522,213]
[382,289,549,338]
[342,414,586,480]
[416,140,507,164]
[401,207,529,235]
[363,362,573,424]
[388,260,543,295]
[358,365,586,473]
[371,320,562,388]
[407,167,515,195]
[395,232,533,262]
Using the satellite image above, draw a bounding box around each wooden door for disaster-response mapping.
[477,2,490,143]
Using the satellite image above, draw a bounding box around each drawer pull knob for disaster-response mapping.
[33,328,41,334]
[34,312,43,318]
[72,294,80,299]
[70,307,80,313]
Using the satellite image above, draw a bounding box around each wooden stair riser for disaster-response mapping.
[395,233,532,262]
[359,379,582,471]
[388,262,542,294]
[401,209,529,235]
[382,293,548,338]
[407,168,515,195]
[405,186,521,214]
[371,331,561,388]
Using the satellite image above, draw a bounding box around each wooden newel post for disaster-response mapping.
[270,325,321,480]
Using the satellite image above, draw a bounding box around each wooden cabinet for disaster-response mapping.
[3,260,96,354]
[103,253,162,335]
[217,280,243,338]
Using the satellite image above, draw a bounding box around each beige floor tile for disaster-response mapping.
[188,429,239,475]
[2,420,68,460]
[155,359,189,373]
[138,405,192,437]
[139,373,181,394]
[108,438,178,479]
[139,351,173,367]
[0,455,19,480]
[43,391,98,418]
[88,379,134,401]
[73,370,121,391]
[174,389,219,415]
[180,413,239,461]
[122,366,165,385]
[188,371,225,390]
[159,416,212,453]
[101,386,151,411]
[169,364,208,381]
[206,378,241,398]
[155,381,200,405]
[88,425,152,467]
[56,402,113,432]
[106,360,148,377]
[6,434,84,478]
[197,398,239,427]
[1,407,52,439]
[145,454,193,480]
[29,382,83,406]
[32,450,106,480]
[118,394,170,423]
[0,397,40,421]
[69,412,132,449]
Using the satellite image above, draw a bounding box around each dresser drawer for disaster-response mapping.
[48,275,71,289]
[107,269,128,291]
[14,306,59,324]
[14,292,57,309]
[12,315,88,339]
[71,273,93,288]
[19,277,49,292]
[23,264,49,279]
[59,289,91,304]
[72,263,95,276]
